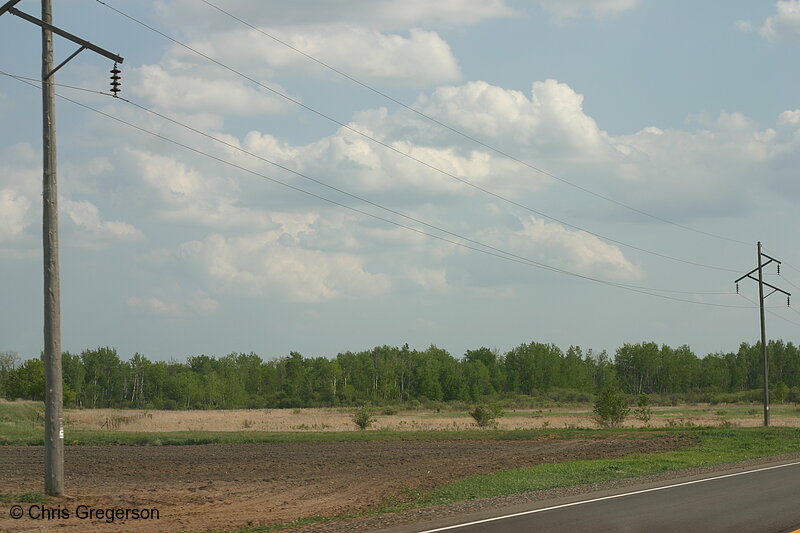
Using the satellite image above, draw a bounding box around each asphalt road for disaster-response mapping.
[395,460,800,533]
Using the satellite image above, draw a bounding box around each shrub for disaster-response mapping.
[787,387,800,404]
[633,393,652,425]
[352,405,376,431]
[593,385,630,428]
[469,404,504,428]
[774,382,789,403]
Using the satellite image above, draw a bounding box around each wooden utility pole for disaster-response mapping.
[41,0,64,497]
[735,242,791,427]
[0,0,122,496]
[756,242,769,427]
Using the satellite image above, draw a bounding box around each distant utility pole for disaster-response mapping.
[735,242,791,427]
[0,0,122,496]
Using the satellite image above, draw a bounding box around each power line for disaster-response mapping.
[197,0,753,248]
[91,0,744,274]
[2,70,749,301]
[762,246,800,289]
[739,293,800,328]
[1,70,760,311]
[768,272,800,292]
[781,261,800,276]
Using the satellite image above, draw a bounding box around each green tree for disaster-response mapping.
[5,358,45,401]
[586,349,617,392]
[464,347,504,393]
[561,346,592,391]
[462,359,494,401]
[128,353,150,408]
[615,342,660,394]
[81,347,126,408]
[279,351,311,406]
[0,350,20,398]
[61,351,85,407]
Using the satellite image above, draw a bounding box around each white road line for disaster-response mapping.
[416,459,800,532]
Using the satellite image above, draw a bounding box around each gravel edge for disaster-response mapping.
[283,451,800,533]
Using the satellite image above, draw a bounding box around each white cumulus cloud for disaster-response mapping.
[130,65,293,115]
[62,199,144,244]
[177,220,392,303]
[492,216,642,280]
[536,0,639,23]
[128,290,219,317]
[406,266,449,292]
[417,79,612,160]
[759,0,800,41]
[778,109,800,125]
[123,148,272,229]
[156,0,516,32]
[0,143,43,250]
[164,25,461,87]
[0,189,32,242]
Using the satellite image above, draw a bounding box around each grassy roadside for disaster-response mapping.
[224,426,800,532]
[422,427,800,505]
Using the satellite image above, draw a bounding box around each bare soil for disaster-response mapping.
[0,434,691,532]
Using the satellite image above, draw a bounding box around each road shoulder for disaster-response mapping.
[287,452,800,533]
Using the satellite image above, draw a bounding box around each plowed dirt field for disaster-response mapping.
[0,434,691,532]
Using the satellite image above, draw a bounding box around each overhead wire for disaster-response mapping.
[768,273,800,292]
[0,70,758,310]
[737,293,800,328]
[92,0,744,274]
[761,246,800,291]
[197,0,753,249]
[781,261,800,276]
[0,71,746,299]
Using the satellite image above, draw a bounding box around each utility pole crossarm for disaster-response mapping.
[742,275,791,298]
[735,260,775,284]
[7,7,123,64]
[0,0,22,16]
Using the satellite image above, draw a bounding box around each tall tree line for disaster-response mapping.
[2,340,800,409]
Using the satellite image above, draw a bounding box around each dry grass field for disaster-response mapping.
[62,403,800,433]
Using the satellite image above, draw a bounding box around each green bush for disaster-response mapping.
[593,385,630,428]
[774,382,789,403]
[633,394,652,425]
[352,406,376,430]
[469,404,504,428]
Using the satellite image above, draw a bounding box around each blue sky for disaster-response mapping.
[2,0,800,363]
